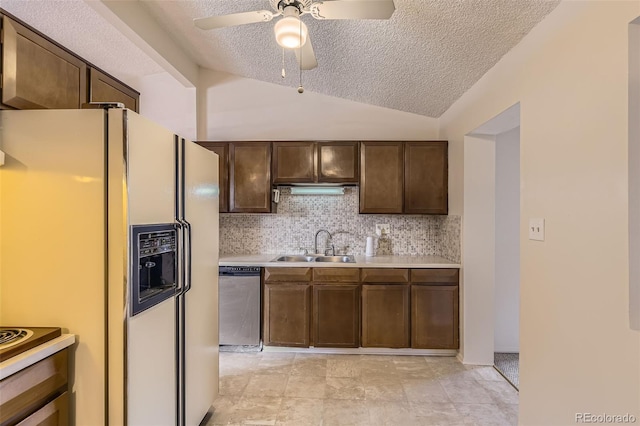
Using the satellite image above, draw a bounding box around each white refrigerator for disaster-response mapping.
[0,107,219,425]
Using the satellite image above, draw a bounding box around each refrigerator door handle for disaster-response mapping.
[175,221,186,297]
[184,220,192,293]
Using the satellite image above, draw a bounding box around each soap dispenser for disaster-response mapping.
[377,229,392,255]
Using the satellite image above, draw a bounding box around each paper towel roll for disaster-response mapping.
[365,236,375,257]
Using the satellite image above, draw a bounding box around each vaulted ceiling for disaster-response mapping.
[2,0,559,118]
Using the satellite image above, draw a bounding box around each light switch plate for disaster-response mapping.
[529,218,545,241]
[376,224,390,237]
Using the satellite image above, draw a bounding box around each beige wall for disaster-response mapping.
[197,69,440,141]
[128,72,198,141]
[440,1,640,424]
[495,127,521,353]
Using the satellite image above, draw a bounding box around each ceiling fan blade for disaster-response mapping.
[194,10,275,30]
[309,1,395,20]
[295,35,318,70]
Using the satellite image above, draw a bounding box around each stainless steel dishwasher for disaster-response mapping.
[218,266,261,350]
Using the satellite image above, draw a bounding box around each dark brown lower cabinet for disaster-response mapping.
[410,268,459,349]
[361,284,410,348]
[261,267,459,350]
[0,349,68,425]
[313,284,360,348]
[264,283,310,347]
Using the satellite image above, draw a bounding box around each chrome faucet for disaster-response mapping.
[314,229,335,256]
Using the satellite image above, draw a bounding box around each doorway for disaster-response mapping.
[462,103,520,389]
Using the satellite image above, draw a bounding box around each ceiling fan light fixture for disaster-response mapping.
[274,16,308,48]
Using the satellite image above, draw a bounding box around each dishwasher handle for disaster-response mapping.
[219,266,261,276]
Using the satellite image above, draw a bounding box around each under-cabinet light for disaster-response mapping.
[290,187,345,195]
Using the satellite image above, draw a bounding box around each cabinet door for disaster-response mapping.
[404,142,448,214]
[196,142,229,213]
[89,68,139,112]
[17,391,68,426]
[264,283,310,347]
[229,142,272,213]
[411,284,459,349]
[359,142,403,213]
[272,142,316,184]
[317,141,359,183]
[313,284,360,348]
[1,16,87,109]
[361,284,409,348]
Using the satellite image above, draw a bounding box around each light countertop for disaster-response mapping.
[220,254,460,268]
[0,334,75,380]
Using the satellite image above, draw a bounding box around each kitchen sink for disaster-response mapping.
[314,255,356,263]
[272,255,356,263]
[273,255,316,262]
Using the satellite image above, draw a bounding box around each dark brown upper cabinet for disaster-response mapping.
[229,142,272,213]
[1,15,87,109]
[196,142,229,213]
[88,68,139,112]
[360,141,448,215]
[272,141,359,185]
[0,13,139,112]
[317,141,359,183]
[272,142,316,184]
[404,142,448,214]
[359,142,404,213]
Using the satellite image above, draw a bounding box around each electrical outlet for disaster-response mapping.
[529,218,545,241]
[376,224,390,237]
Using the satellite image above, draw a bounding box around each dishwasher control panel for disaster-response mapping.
[219,266,261,276]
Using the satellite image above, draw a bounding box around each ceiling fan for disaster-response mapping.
[194,0,396,71]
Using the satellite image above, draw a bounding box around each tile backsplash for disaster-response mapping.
[220,187,461,262]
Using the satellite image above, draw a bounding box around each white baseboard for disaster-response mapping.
[494,347,520,353]
[262,346,458,356]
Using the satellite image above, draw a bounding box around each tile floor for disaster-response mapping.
[208,352,518,425]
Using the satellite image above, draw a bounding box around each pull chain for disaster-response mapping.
[281,47,286,78]
[298,16,304,93]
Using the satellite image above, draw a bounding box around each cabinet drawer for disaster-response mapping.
[264,267,312,282]
[0,349,68,424]
[312,268,359,283]
[411,269,459,284]
[17,391,68,426]
[361,268,409,283]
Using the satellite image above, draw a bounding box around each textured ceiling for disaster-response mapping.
[141,0,559,117]
[1,0,559,118]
